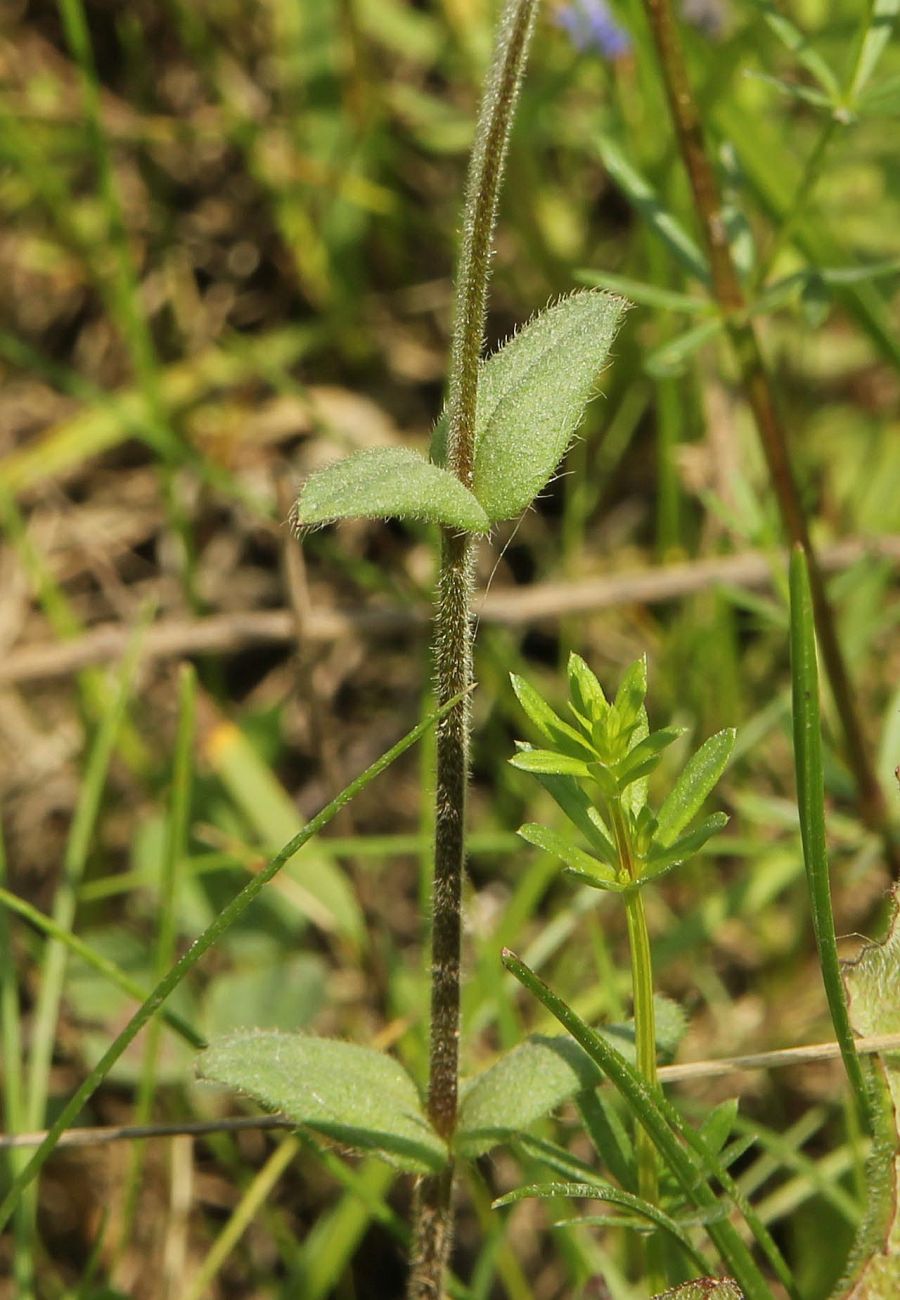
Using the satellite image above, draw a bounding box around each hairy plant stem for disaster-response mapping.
[640,0,896,871]
[612,801,664,1292]
[407,4,538,1297]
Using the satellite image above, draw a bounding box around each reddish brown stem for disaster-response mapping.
[641,0,894,865]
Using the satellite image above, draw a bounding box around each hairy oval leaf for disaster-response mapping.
[457,1001,687,1159]
[293,447,490,533]
[472,290,626,521]
[457,1035,602,1158]
[197,1030,448,1174]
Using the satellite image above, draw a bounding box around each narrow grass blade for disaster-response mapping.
[0,887,203,1049]
[0,692,465,1233]
[25,620,149,1137]
[493,1181,710,1274]
[577,1090,634,1191]
[789,546,873,1132]
[576,270,710,314]
[0,827,34,1295]
[291,1157,399,1300]
[594,136,710,284]
[847,0,900,104]
[119,665,197,1252]
[206,717,364,943]
[502,950,787,1300]
[182,1135,300,1300]
[644,319,725,379]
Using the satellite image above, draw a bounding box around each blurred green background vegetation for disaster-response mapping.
[0,0,898,1296]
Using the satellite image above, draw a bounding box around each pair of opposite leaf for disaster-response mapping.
[197,994,687,1175]
[292,291,626,534]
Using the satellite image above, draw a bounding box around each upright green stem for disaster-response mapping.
[611,802,663,1291]
[407,4,538,1297]
[639,0,896,871]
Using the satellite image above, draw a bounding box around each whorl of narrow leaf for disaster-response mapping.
[472,290,626,521]
[292,447,491,533]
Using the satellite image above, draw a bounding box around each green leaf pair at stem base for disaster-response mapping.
[197,997,687,1172]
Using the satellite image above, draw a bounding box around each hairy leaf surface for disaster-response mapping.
[198,1031,448,1173]
[293,447,490,532]
[472,290,626,521]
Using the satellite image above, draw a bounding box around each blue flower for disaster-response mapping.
[555,0,631,59]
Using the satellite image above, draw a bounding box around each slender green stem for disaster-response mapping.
[408,5,538,1296]
[17,621,146,1266]
[625,894,658,1095]
[753,119,837,289]
[611,801,662,1290]
[625,894,664,1291]
[639,0,896,873]
[0,886,204,1048]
